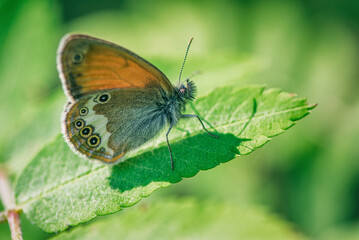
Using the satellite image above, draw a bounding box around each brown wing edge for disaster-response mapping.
[56,34,173,102]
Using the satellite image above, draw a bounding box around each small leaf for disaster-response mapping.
[51,198,308,240]
[15,85,315,232]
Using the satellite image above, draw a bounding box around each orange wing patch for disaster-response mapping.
[57,34,174,101]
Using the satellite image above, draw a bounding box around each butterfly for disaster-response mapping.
[57,34,217,170]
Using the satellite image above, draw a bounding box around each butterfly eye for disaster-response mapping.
[87,135,101,148]
[96,93,111,104]
[74,119,85,129]
[79,107,88,116]
[79,126,93,138]
[71,52,84,64]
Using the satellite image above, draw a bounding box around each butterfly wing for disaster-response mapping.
[57,34,174,101]
[63,88,167,163]
[58,34,173,163]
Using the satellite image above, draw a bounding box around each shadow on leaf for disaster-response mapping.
[109,133,247,192]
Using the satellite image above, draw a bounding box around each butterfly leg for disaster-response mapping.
[166,124,175,170]
[182,114,219,138]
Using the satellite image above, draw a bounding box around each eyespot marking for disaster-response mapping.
[79,107,88,116]
[87,134,101,148]
[74,119,85,129]
[71,52,84,64]
[95,93,111,104]
[80,126,93,138]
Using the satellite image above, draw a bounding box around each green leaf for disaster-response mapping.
[51,198,308,240]
[15,85,315,232]
[0,0,61,164]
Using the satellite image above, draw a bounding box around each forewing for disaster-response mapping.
[57,34,174,101]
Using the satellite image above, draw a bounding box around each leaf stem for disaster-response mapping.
[7,211,23,240]
[0,167,23,240]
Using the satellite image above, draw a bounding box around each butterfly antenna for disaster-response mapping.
[178,37,194,85]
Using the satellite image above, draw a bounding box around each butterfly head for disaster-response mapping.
[177,79,197,101]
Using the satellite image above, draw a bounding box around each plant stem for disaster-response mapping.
[7,211,23,240]
[0,168,23,240]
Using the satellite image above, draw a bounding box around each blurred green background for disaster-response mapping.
[0,0,358,239]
